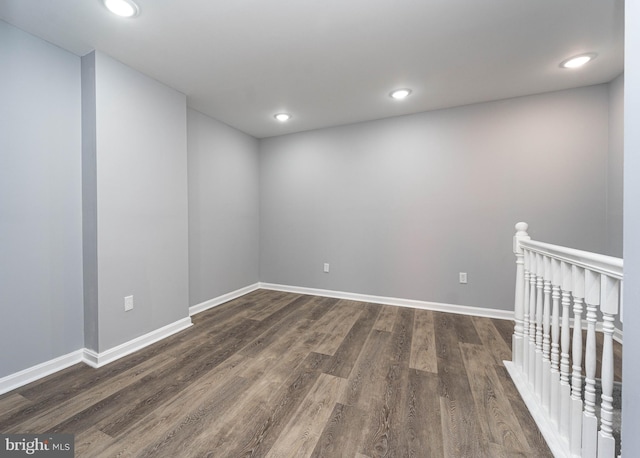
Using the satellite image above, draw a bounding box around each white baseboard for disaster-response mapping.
[504,360,571,458]
[258,282,514,320]
[0,317,193,394]
[0,350,84,396]
[258,283,625,342]
[189,283,261,316]
[0,282,256,394]
[83,317,193,368]
[1,283,623,397]
[613,327,623,344]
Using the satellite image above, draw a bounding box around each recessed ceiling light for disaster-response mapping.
[103,0,140,17]
[560,53,597,69]
[274,113,292,122]
[390,89,412,100]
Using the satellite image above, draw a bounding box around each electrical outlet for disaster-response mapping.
[459,272,468,284]
[124,295,134,311]
[323,263,330,273]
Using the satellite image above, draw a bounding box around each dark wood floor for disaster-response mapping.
[0,289,553,457]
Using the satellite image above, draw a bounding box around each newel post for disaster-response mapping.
[513,222,531,367]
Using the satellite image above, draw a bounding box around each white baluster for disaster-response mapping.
[550,257,561,427]
[581,270,600,458]
[598,275,620,458]
[571,265,585,455]
[528,252,538,387]
[542,255,552,411]
[513,222,530,367]
[523,250,531,374]
[535,253,544,399]
[503,225,622,458]
[560,261,572,443]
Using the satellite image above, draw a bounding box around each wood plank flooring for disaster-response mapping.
[0,289,555,457]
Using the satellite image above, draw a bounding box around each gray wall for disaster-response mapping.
[622,0,640,451]
[81,51,99,352]
[0,20,84,377]
[187,109,260,306]
[260,85,610,311]
[84,51,190,352]
[607,73,624,257]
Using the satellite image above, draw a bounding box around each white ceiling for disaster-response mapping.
[0,0,624,138]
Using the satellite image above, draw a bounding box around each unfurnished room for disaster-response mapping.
[1,0,639,457]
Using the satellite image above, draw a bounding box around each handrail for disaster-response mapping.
[519,239,623,280]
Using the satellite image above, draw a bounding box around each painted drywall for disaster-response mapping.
[622,0,640,452]
[83,51,190,353]
[187,109,260,306]
[81,51,99,352]
[607,73,624,257]
[0,20,84,377]
[260,85,610,311]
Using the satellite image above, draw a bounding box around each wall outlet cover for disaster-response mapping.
[124,295,134,311]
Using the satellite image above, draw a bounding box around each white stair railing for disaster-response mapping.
[505,222,623,458]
